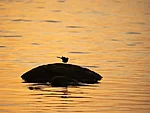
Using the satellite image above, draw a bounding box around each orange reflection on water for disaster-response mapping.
[0,0,150,113]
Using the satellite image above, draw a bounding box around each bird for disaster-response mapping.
[57,56,69,63]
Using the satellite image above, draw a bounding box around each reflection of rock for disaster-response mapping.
[21,63,102,84]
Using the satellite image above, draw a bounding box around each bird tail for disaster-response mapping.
[57,56,62,59]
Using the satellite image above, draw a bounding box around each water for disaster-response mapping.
[0,0,150,113]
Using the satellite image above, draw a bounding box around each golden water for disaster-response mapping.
[0,0,150,113]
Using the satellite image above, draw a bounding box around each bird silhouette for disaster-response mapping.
[57,56,69,63]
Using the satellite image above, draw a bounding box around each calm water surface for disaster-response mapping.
[0,0,150,113]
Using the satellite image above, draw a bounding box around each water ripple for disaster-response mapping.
[66,26,84,28]
[43,20,61,23]
[69,52,90,54]
[0,46,7,48]
[0,35,22,38]
[83,66,100,68]
[12,19,32,22]
[126,32,141,34]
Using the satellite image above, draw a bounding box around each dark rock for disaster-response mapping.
[21,63,102,84]
[51,76,71,87]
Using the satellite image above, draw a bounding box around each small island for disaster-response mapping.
[21,63,102,86]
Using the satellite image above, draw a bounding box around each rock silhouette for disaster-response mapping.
[21,63,102,85]
[51,76,78,87]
